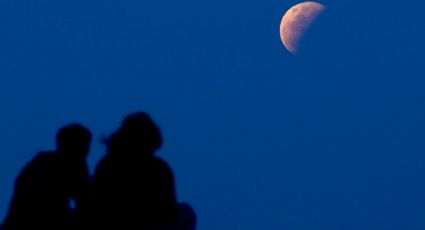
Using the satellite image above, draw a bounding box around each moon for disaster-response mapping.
[280,1,326,54]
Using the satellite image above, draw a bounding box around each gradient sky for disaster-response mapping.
[1,0,425,229]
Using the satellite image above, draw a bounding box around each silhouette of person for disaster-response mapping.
[2,124,92,230]
[87,112,196,230]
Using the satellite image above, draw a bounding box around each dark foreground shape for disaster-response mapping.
[86,112,196,230]
[2,124,92,230]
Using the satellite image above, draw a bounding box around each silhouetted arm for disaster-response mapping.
[72,163,90,210]
[67,162,90,228]
[152,158,179,219]
[179,203,197,230]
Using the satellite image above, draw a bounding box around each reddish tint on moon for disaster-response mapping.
[280,1,325,54]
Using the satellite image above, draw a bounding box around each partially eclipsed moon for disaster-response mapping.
[280,1,326,54]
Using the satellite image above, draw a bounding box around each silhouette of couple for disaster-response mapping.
[2,112,196,230]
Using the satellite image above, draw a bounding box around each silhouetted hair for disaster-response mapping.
[105,112,163,154]
[56,124,92,153]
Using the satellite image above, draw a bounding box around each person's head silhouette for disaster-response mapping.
[56,124,92,161]
[106,112,162,156]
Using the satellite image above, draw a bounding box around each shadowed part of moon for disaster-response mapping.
[280,1,325,54]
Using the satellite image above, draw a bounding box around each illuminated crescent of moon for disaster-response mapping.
[280,1,326,54]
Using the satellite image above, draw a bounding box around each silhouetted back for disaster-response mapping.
[87,112,183,229]
[2,124,91,230]
[90,154,178,228]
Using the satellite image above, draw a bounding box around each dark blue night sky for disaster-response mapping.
[1,0,425,229]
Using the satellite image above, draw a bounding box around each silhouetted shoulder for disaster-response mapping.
[147,157,176,195]
[23,151,59,172]
[15,152,56,187]
[151,157,173,173]
[24,151,55,168]
[91,155,111,177]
